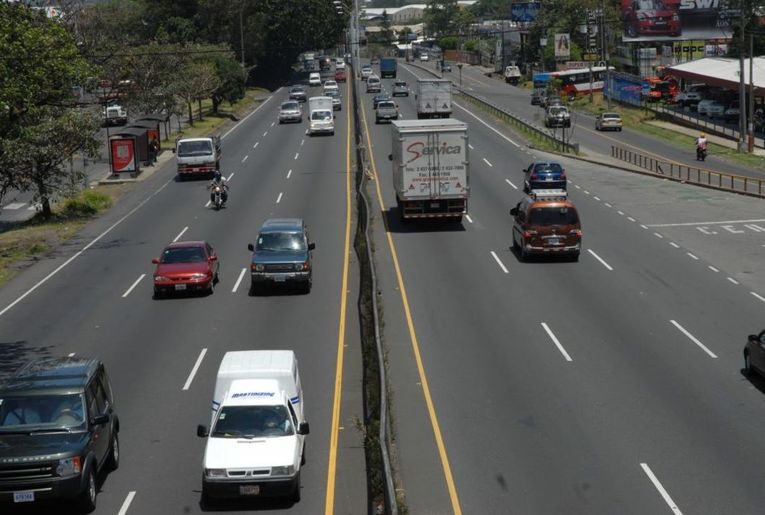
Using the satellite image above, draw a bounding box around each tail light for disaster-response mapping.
[570,229,582,237]
[523,230,538,238]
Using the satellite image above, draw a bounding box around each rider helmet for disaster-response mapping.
[213,170,222,181]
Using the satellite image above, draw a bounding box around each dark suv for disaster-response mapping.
[0,357,119,513]
[248,218,315,294]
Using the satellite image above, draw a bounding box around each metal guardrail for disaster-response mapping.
[651,104,765,150]
[611,145,765,198]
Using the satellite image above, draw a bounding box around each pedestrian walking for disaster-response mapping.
[149,137,159,165]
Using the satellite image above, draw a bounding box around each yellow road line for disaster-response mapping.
[324,78,353,515]
[359,93,463,515]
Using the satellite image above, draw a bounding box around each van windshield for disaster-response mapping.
[177,140,213,157]
[528,207,579,225]
[212,405,294,438]
[311,111,332,121]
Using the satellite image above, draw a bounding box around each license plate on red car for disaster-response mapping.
[174,284,187,291]
[240,485,260,495]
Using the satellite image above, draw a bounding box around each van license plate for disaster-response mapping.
[174,284,187,291]
[273,275,287,282]
[14,491,34,503]
[240,485,260,495]
[430,202,440,208]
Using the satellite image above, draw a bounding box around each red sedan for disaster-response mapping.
[335,70,346,83]
[152,241,219,297]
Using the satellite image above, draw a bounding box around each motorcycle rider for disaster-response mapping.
[208,170,229,205]
[695,132,708,160]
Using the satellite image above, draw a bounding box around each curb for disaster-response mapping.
[96,151,174,185]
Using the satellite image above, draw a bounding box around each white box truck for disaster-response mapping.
[307,96,334,136]
[173,135,221,179]
[391,119,469,221]
[197,350,309,503]
[415,78,452,119]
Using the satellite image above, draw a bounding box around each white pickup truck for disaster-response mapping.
[197,350,309,503]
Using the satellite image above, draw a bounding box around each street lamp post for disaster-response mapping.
[457,62,463,88]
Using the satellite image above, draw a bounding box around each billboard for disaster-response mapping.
[604,72,645,107]
[110,137,137,174]
[621,0,740,43]
[511,2,540,23]
[554,34,571,59]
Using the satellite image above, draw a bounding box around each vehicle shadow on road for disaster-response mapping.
[383,208,466,234]
[199,496,296,512]
[507,246,578,264]
[741,369,765,395]
[0,340,55,380]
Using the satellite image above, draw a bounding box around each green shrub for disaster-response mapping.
[63,190,112,217]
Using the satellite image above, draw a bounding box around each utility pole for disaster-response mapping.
[738,0,746,152]
[239,3,245,68]
[748,33,754,152]
[602,0,610,109]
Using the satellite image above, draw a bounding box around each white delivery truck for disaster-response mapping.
[504,64,521,85]
[173,135,221,179]
[197,350,309,503]
[307,96,334,136]
[390,119,469,221]
[415,78,452,119]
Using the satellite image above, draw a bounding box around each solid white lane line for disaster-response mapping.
[453,101,520,147]
[669,242,680,248]
[253,142,259,148]
[687,252,699,260]
[708,265,719,272]
[0,178,173,318]
[505,178,518,190]
[117,491,137,515]
[468,144,475,150]
[727,277,739,284]
[287,169,292,179]
[121,274,146,298]
[628,217,636,222]
[751,292,765,303]
[483,157,493,167]
[221,92,276,139]
[232,267,247,293]
[227,172,235,181]
[465,214,473,224]
[276,192,283,204]
[587,249,613,271]
[670,320,717,358]
[490,251,509,274]
[263,131,268,137]
[654,232,664,239]
[183,348,208,391]
[241,155,248,163]
[68,352,76,357]
[204,200,211,208]
[294,152,299,160]
[640,463,683,515]
[646,217,765,228]
[173,226,188,242]
[541,322,572,362]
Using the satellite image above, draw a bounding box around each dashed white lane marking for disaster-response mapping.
[708,265,719,273]
[617,210,625,216]
[270,122,275,127]
[465,214,473,224]
[541,322,573,362]
[593,196,600,201]
[628,217,636,222]
[468,144,475,150]
[687,252,699,260]
[669,242,680,248]
[221,91,276,139]
[583,190,590,195]
[490,251,509,274]
[287,169,293,179]
[227,172,235,181]
[751,292,765,303]
[253,142,259,149]
[232,267,247,293]
[505,178,518,190]
[653,232,664,239]
[640,224,648,229]
[604,202,612,207]
[453,101,520,147]
[276,192,283,204]
[173,226,188,242]
[117,491,137,515]
[301,139,305,146]
[204,200,211,208]
[728,277,739,284]
[241,155,248,163]
[640,463,683,515]
[670,320,717,358]
[483,157,493,167]
[68,352,76,357]
[183,348,208,391]
[587,249,614,271]
[263,131,268,137]
[575,184,581,189]
[294,152,299,160]
[121,274,146,298]
[2,202,26,210]
[646,218,765,228]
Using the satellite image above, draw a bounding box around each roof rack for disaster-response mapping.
[528,189,568,201]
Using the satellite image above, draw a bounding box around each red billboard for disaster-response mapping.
[621,0,739,43]
[110,137,137,174]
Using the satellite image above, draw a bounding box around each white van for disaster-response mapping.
[197,351,309,503]
[308,96,334,136]
[308,72,321,87]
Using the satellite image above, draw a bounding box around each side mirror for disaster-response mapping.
[388,154,393,161]
[197,424,209,438]
[510,207,518,216]
[298,422,310,435]
[308,242,316,251]
[749,334,760,342]
[90,414,109,426]
[209,255,217,261]
[247,243,254,252]
[151,258,159,264]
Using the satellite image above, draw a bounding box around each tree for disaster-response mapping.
[173,58,220,125]
[425,0,458,37]
[212,57,246,113]
[380,10,394,47]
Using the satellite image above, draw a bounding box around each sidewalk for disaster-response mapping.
[645,120,765,157]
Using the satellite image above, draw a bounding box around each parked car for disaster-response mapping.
[697,99,725,117]
[724,103,740,123]
[595,112,623,131]
[510,190,581,261]
[152,241,219,297]
[289,86,307,103]
[247,218,315,294]
[392,80,410,97]
[278,101,302,123]
[523,161,568,192]
[744,329,765,378]
[675,91,703,108]
[623,0,681,38]
[375,100,399,123]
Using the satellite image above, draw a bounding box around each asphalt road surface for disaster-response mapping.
[0,83,366,514]
[359,61,765,514]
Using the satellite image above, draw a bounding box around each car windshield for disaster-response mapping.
[549,106,566,115]
[602,113,620,119]
[161,246,206,263]
[368,79,380,84]
[533,163,563,173]
[528,207,579,225]
[212,405,294,438]
[362,66,371,71]
[395,82,407,87]
[282,102,299,110]
[177,140,212,157]
[0,393,86,431]
[291,87,304,93]
[378,102,395,109]
[256,232,306,251]
[311,111,332,121]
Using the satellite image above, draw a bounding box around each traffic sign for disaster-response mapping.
[583,53,599,61]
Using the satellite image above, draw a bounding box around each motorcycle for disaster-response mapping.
[212,185,224,210]
[696,146,707,161]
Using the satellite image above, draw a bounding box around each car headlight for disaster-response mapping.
[295,261,310,271]
[191,273,208,279]
[205,468,227,478]
[56,457,81,477]
[271,465,294,476]
[254,264,264,272]
[154,275,170,282]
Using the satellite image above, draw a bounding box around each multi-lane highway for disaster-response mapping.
[0,82,366,514]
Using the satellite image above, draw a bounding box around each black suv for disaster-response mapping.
[0,357,119,513]
[248,218,315,295]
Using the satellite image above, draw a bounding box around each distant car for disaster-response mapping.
[323,80,339,94]
[335,58,346,70]
[373,94,391,109]
[523,161,567,192]
[308,72,321,87]
[335,69,347,82]
[624,0,681,38]
[510,190,581,261]
[544,95,563,108]
[392,80,409,97]
[325,89,342,111]
[724,103,740,123]
[595,112,623,131]
[544,105,571,128]
[370,57,379,65]
[744,329,765,377]
[697,99,724,117]
[676,91,702,108]
[376,101,399,123]
[152,241,219,297]
[366,76,381,93]
[420,53,429,61]
[531,89,545,105]
[441,62,452,72]
[279,100,302,124]
[360,65,373,81]
[248,218,315,295]
[289,86,307,102]
[102,102,127,126]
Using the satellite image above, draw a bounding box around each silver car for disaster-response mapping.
[375,101,399,123]
[278,101,302,124]
[325,90,342,111]
[595,112,623,131]
[392,80,409,97]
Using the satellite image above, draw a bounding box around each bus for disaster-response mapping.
[533,66,614,99]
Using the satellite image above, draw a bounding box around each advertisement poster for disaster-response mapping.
[554,33,571,59]
[621,0,739,43]
[110,138,137,174]
[510,2,540,23]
